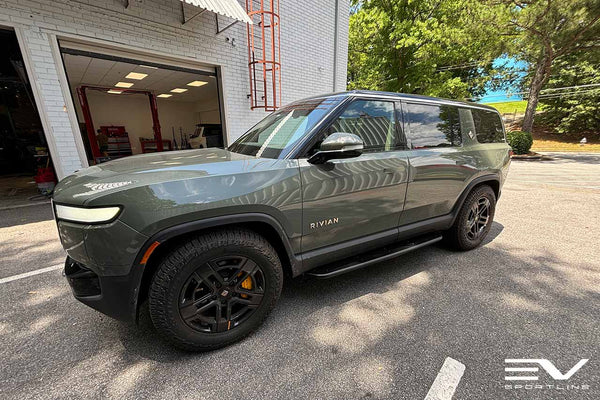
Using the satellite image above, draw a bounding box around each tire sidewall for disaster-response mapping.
[150,237,282,349]
[457,187,496,249]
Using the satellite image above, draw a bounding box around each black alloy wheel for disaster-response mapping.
[466,197,491,240]
[179,256,265,333]
[149,229,283,351]
[445,184,496,250]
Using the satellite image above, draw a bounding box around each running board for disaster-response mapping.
[306,235,443,279]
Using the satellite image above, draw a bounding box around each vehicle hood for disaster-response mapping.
[53,148,258,205]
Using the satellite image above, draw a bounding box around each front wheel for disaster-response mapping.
[445,185,496,251]
[148,229,283,351]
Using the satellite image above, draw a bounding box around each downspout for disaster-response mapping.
[332,0,339,91]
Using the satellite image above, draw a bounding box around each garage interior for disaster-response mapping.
[61,47,223,165]
[0,29,55,208]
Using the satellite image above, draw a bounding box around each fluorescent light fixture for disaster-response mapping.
[107,90,123,94]
[170,88,188,93]
[115,81,133,88]
[139,65,158,69]
[55,204,121,224]
[187,81,208,87]
[125,72,148,80]
[157,94,172,98]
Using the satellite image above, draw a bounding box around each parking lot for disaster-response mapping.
[1,153,598,400]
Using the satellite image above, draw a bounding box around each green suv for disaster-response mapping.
[53,91,510,350]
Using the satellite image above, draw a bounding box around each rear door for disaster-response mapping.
[299,98,409,253]
[399,102,477,225]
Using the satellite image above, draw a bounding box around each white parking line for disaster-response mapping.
[424,357,466,400]
[0,264,63,284]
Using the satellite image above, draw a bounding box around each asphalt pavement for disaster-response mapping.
[1,153,598,399]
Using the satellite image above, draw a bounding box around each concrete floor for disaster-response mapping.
[0,153,598,399]
[0,175,51,210]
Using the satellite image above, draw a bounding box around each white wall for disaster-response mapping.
[82,92,207,154]
[195,98,221,125]
[1,0,349,178]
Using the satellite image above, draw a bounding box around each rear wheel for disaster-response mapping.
[148,229,283,351]
[445,185,496,250]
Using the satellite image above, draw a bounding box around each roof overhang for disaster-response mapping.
[180,0,253,24]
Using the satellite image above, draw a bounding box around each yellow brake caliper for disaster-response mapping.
[240,275,253,296]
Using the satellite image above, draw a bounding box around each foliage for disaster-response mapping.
[347,0,510,99]
[506,130,533,154]
[348,0,600,136]
[535,51,600,134]
[483,0,600,132]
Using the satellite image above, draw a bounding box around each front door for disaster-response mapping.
[299,98,409,254]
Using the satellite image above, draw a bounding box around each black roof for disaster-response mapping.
[303,90,498,112]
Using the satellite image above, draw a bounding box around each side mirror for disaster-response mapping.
[307,132,364,164]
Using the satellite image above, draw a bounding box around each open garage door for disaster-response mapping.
[59,40,224,165]
[0,29,57,208]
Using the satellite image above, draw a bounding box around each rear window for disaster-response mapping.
[472,109,504,143]
[405,103,461,148]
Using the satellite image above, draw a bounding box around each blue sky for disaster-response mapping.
[477,56,528,103]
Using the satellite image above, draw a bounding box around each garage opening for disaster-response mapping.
[60,44,224,165]
[0,28,56,208]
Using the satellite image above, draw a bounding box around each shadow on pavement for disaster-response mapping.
[3,223,596,399]
[0,203,54,229]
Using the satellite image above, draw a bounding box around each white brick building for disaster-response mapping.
[0,0,349,179]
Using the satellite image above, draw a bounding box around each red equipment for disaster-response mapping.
[76,86,164,162]
[246,0,281,111]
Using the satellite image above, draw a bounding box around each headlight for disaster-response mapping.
[55,204,121,224]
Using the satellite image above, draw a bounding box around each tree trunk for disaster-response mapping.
[522,54,551,133]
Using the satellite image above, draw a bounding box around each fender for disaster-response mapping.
[134,212,298,266]
[127,213,300,323]
[450,174,501,225]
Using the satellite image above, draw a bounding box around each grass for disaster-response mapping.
[482,100,529,115]
[484,101,600,152]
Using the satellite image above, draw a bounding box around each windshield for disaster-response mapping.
[228,97,343,158]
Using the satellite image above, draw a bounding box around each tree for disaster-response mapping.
[536,50,600,134]
[491,0,600,132]
[348,0,509,100]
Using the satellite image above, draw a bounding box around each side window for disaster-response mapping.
[458,108,476,141]
[324,99,398,152]
[471,109,505,143]
[406,103,461,148]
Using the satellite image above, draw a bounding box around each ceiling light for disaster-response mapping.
[170,88,188,93]
[107,90,123,94]
[126,72,148,80]
[115,82,133,88]
[139,65,158,69]
[157,94,172,98]
[187,81,208,87]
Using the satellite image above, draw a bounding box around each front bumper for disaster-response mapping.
[64,257,144,322]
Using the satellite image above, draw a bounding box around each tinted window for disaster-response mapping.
[229,97,343,158]
[326,100,398,152]
[472,109,504,143]
[406,103,461,148]
[458,108,476,141]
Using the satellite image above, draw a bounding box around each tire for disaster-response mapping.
[445,185,496,251]
[148,229,283,351]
